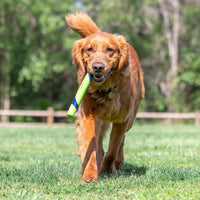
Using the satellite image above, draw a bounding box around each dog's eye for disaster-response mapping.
[107,47,114,52]
[87,47,93,52]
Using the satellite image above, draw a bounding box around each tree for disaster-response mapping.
[174,1,200,112]
[0,0,18,122]
[0,0,77,121]
[159,0,180,111]
[1,0,200,122]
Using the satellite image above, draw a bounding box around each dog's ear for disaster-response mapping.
[72,39,86,85]
[116,35,129,70]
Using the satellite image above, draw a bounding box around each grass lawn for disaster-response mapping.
[0,124,200,199]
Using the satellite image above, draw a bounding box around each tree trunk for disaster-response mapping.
[0,2,11,122]
[159,0,180,112]
[0,58,11,122]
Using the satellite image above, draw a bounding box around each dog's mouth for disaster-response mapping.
[92,68,113,82]
[93,74,105,82]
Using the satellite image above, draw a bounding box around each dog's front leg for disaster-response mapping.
[100,121,128,173]
[76,114,99,182]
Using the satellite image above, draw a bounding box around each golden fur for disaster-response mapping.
[66,13,145,182]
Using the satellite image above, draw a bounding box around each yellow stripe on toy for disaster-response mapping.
[67,73,92,117]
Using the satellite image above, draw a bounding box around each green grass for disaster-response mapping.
[0,124,200,199]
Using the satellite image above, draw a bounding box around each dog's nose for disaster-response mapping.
[92,62,105,73]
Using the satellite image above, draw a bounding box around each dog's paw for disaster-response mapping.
[81,151,98,183]
[82,170,98,183]
[100,161,113,174]
[100,166,113,174]
[114,160,123,171]
[100,154,114,174]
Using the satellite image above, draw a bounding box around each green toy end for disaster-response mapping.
[67,72,92,117]
[67,104,77,117]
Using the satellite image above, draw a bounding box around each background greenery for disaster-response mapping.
[0,125,199,199]
[0,0,200,118]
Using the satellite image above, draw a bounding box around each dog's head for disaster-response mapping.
[72,32,129,85]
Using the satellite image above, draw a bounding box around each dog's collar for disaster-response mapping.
[97,85,117,99]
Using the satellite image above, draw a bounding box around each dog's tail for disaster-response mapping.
[65,13,101,38]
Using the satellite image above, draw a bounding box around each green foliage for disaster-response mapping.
[173,3,200,112]
[0,125,200,199]
[0,0,77,110]
[0,0,200,112]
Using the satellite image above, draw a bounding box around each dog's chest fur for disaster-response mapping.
[87,73,136,123]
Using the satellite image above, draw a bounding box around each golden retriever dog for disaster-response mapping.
[66,13,145,182]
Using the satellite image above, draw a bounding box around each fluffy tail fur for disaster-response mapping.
[65,13,101,38]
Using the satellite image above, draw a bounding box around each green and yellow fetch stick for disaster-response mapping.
[67,73,92,117]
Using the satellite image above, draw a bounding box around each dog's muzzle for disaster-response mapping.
[92,67,114,82]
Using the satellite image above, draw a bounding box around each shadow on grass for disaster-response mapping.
[100,162,147,179]
[121,163,147,177]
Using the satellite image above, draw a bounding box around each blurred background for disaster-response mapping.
[0,0,200,123]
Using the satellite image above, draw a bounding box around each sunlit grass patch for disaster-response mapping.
[0,124,199,199]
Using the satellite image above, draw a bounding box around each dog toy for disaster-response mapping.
[67,73,92,117]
